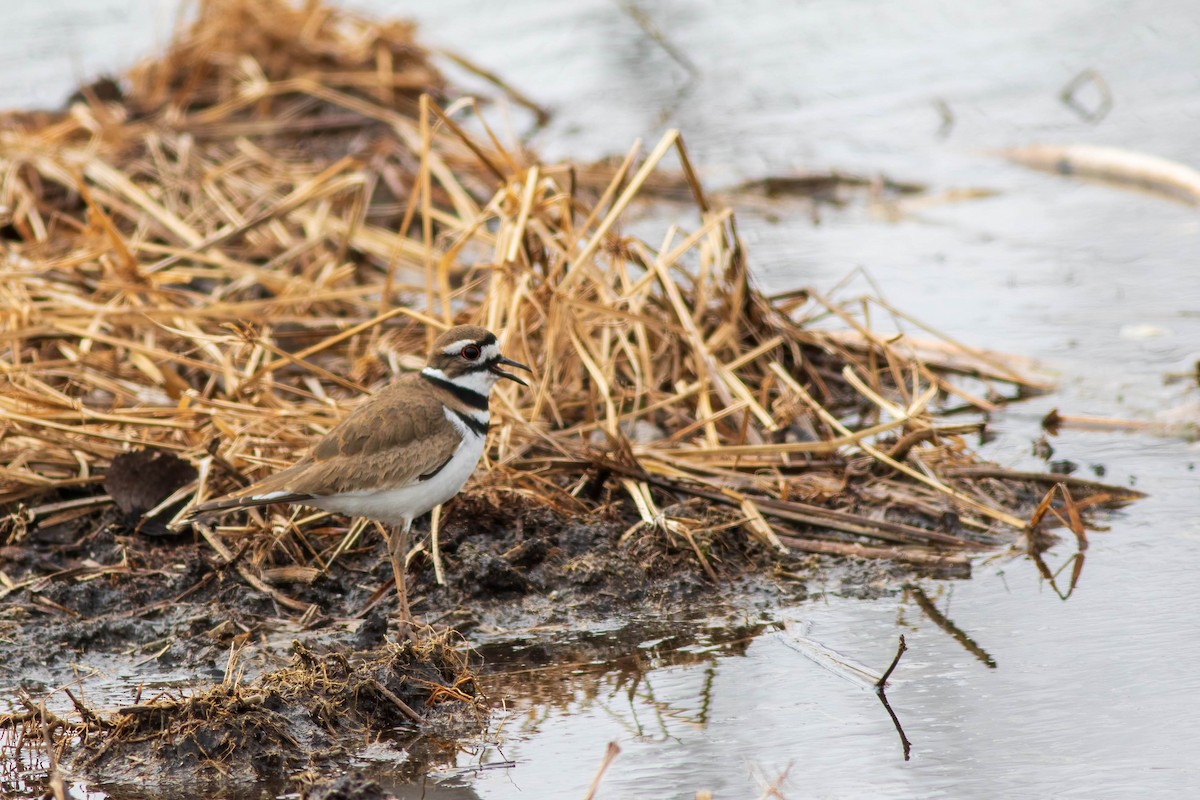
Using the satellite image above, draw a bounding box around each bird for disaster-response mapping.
[187,324,531,636]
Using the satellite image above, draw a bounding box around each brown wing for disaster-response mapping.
[190,374,463,517]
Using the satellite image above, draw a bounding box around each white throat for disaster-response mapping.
[422,366,499,397]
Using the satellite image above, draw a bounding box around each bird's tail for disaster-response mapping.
[186,490,313,521]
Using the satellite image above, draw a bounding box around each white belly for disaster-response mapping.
[310,430,486,526]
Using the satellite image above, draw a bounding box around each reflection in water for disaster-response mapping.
[478,621,764,740]
[0,728,40,799]
[907,584,998,668]
[779,625,914,762]
[613,0,699,126]
[1029,549,1086,601]
[464,541,1108,795]
[1024,482,1092,600]
[875,686,912,763]
[0,540,1142,799]
[475,617,921,790]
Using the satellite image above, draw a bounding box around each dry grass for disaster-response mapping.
[0,0,1138,586]
[0,635,482,789]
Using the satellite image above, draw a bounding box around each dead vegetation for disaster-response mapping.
[1,635,483,792]
[0,0,1154,795]
[0,0,1141,597]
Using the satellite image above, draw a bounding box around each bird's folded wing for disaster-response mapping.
[191,378,467,515]
[285,422,464,497]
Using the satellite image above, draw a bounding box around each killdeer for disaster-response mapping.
[188,325,531,635]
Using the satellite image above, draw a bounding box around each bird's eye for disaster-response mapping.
[461,344,481,361]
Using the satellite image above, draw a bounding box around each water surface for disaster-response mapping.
[9,1,1200,798]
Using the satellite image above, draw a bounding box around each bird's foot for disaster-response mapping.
[392,618,417,643]
[390,615,432,644]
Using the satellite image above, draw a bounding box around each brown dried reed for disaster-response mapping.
[0,0,1134,584]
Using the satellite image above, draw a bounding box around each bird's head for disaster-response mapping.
[425,325,532,389]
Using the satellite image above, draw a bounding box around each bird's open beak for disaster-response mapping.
[490,355,532,386]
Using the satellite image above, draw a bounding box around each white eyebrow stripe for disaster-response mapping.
[441,338,477,355]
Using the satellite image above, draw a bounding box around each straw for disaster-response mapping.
[0,0,1131,582]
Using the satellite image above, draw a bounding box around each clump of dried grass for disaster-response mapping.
[0,0,1137,586]
[1,635,481,790]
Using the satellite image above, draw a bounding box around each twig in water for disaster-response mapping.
[1002,144,1200,205]
[753,762,793,799]
[1059,68,1112,123]
[1026,482,1089,600]
[1042,408,1151,434]
[777,624,884,687]
[873,634,912,760]
[438,50,551,127]
[875,634,907,689]
[39,698,67,800]
[583,741,621,800]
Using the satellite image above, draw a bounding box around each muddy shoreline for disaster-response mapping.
[0,481,920,795]
[0,397,1117,799]
[0,500,1110,798]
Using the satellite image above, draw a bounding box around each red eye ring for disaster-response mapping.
[461,344,481,361]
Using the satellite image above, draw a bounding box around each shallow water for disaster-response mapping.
[9,1,1200,798]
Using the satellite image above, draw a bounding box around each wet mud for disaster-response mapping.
[1,484,838,796]
[1,485,818,659]
[66,638,483,796]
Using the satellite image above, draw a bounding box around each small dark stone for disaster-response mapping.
[1048,459,1078,475]
[104,449,198,535]
[353,605,389,649]
[65,75,124,107]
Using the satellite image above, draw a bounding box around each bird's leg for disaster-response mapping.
[387,521,414,640]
